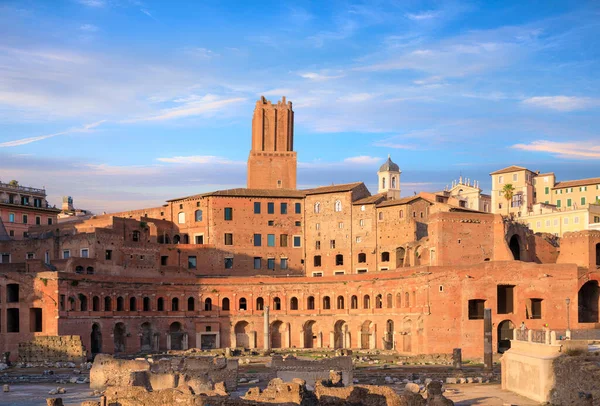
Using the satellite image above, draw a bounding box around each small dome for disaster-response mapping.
[379,155,400,172]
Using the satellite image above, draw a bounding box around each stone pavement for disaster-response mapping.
[444,383,540,405]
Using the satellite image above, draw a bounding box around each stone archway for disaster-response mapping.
[113,323,126,353]
[333,320,347,349]
[140,322,153,352]
[396,247,406,268]
[91,323,102,355]
[235,321,250,348]
[509,235,521,261]
[384,320,394,350]
[169,322,184,350]
[360,320,373,349]
[578,281,599,323]
[498,320,514,353]
[270,321,284,349]
[303,320,317,349]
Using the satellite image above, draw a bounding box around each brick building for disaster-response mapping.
[0,97,598,361]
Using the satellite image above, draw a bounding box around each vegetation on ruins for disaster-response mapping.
[502,183,515,215]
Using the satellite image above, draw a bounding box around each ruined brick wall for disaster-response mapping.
[271,355,353,386]
[558,230,600,269]
[18,335,85,363]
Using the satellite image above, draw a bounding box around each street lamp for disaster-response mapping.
[565,298,571,339]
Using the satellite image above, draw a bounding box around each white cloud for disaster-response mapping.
[406,11,438,21]
[76,0,105,7]
[343,156,382,165]
[79,24,99,32]
[337,93,376,103]
[521,96,596,112]
[511,140,600,159]
[156,156,243,165]
[185,47,218,59]
[299,72,344,81]
[0,121,105,147]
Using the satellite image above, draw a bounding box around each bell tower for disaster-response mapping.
[378,155,401,200]
[247,96,297,189]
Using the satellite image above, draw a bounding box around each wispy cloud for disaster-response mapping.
[121,95,246,123]
[156,155,243,165]
[76,0,105,7]
[343,156,382,165]
[511,140,600,159]
[521,96,597,112]
[185,47,218,59]
[406,11,439,20]
[140,9,157,21]
[79,24,99,32]
[299,72,344,81]
[0,121,105,148]
[337,93,376,103]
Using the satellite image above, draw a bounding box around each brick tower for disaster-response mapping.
[247,96,297,189]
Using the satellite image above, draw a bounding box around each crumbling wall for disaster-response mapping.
[270,355,353,387]
[550,353,600,406]
[90,354,238,392]
[18,336,86,363]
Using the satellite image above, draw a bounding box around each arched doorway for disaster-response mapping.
[169,322,184,350]
[497,320,515,353]
[235,321,250,348]
[509,235,521,261]
[140,322,153,352]
[361,320,372,349]
[113,323,126,353]
[303,320,317,349]
[270,321,284,349]
[91,323,102,355]
[396,247,406,268]
[334,320,347,349]
[578,281,599,323]
[384,320,394,350]
[402,318,412,353]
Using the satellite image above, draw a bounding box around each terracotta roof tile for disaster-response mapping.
[168,188,305,201]
[553,177,600,189]
[302,182,365,195]
[489,165,530,175]
[353,194,386,205]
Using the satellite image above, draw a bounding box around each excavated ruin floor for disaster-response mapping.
[0,383,96,406]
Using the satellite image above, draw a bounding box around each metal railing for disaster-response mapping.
[0,182,46,194]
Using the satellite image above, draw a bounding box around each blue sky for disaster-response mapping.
[0,0,599,212]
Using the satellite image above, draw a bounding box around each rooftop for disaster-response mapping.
[378,155,400,173]
[489,165,531,175]
[553,177,600,190]
[0,181,46,195]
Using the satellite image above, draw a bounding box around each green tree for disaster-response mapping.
[8,180,18,186]
[502,183,515,216]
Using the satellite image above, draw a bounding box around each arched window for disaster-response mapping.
[256,297,264,310]
[358,253,366,263]
[399,210,404,219]
[171,297,179,311]
[337,295,345,309]
[104,296,112,311]
[387,294,393,308]
[239,297,247,310]
[378,212,383,220]
[86,266,94,275]
[79,294,88,311]
[290,297,298,310]
[157,297,164,311]
[188,297,195,311]
[92,296,100,311]
[116,296,124,311]
[351,295,358,309]
[405,292,410,307]
[178,212,185,224]
[273,297,281,310]
[392,177,396,188]
[204,298,212,311]
[307,296,315,310]
[132,230,140,242]
[375,294,383,309]
[69,296,76,311]
[396,293,401,308]
[334,200,342,212]
[195,210,203,222]
[381,252,390,262]
[382,178,386,189]
[322,296,331,310]
[129,297,137,311]
[314,202,321,214]
[222,298,230,311]
[363,295,371,309]
[75,265,84,274]
[143,297,150,311]
[335,254,344,266]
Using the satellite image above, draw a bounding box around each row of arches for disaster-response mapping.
[68,295,197,312]
[91,321,186,355]
[74,266,94,274]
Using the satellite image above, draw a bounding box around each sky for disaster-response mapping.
[0,0,599,213]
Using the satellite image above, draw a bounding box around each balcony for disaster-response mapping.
[0,182,46,195]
